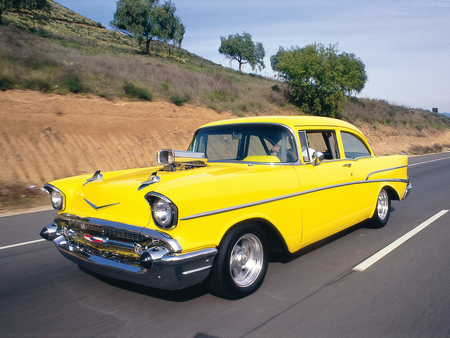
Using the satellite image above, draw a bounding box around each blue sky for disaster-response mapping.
[55,0,449,113]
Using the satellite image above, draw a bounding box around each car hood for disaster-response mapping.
[52,163,298,229]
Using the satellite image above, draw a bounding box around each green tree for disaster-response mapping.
[219,32,265,72]
[172,17,185,48]
[152,1,184,47]
[0,0,49,25]
[271,43,367,118]
[111,0,185,54]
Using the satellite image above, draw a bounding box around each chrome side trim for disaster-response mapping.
[180,178,409,221]
[182,265,213,275]
[55,214,182,252]
[365,165,408,180]
[181,192,302,220]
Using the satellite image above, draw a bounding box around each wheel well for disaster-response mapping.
[383,185,400,201]
[222,218,289,254]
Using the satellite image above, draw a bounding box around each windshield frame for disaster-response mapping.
[187,122,300,165]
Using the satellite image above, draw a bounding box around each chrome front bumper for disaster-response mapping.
[54,236,217,289]
[41,215,217,290]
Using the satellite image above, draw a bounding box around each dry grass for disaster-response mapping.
[408,143,450,155]
[0,25,292,115]
[342,97,450,131]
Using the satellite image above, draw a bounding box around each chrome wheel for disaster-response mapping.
[208,224,268,299]
[229,233,264,287]
[377,189,389,221]
[371,188,391,228]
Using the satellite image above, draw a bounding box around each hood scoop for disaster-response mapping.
[156,149,207,172]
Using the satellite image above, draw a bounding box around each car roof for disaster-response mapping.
[199,116,363,134]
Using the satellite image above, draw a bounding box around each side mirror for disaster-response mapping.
[312,151,324,166]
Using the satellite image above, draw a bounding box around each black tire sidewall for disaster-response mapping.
[372,188,391,228]
[209,223,269,299]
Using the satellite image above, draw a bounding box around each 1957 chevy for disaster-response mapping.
[40,116,411,299]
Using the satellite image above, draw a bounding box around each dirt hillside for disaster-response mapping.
[1,90,450,211]
[0,90,235,185]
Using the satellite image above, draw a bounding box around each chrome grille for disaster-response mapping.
[54,217,171,263]
[93,226,146,242]
[58,219,148,243]
[74,242,140,262]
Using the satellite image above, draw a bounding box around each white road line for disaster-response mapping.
[409,156,450,167]
[353,210,449,272]
[0,239,46,251]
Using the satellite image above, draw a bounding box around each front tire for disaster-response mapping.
[371,188,391,228]
[208,223,268,299]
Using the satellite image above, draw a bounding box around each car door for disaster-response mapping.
[293,129,357,245]
[338,130,377,220]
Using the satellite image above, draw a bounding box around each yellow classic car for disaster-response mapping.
[40,116,411,299]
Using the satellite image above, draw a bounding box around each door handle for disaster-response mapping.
[343,163,352,168]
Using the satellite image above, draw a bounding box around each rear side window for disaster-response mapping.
[341,132,371,159]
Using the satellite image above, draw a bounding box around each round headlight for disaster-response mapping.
[152,198,174,228]
[51,190,64,210]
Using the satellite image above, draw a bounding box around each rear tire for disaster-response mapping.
[208,223,268,299]
[371,188,391,228]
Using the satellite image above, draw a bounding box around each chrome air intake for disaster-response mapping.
[156,149,207,171]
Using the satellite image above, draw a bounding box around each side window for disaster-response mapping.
[341,132,371,159]
[269,133,298,163]
[299,130,339,161]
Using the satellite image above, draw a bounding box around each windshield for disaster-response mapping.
[188,124,298,163]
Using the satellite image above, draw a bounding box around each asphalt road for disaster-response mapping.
[1,152,450,338]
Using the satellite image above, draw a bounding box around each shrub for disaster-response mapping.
[65,75,83,93]
[98,92,112,100]
[388,106,397,117]
[0,75,15,91]
[266,91,283,106]
[123,82,152,101]
[25,78,52,92]
[205,90,237,103]
[400,106,411,114]
[347,96,366,107]
[169,95,185,106]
